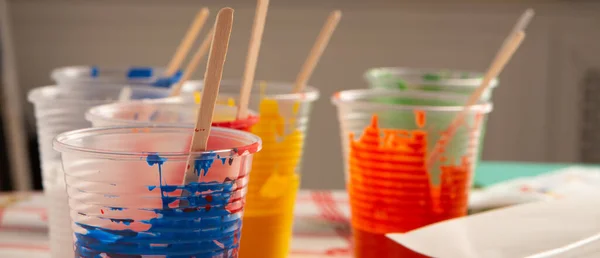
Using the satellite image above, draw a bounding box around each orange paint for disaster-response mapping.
[349,113,479,258]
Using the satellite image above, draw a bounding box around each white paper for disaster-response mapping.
[469,166,600,211]
[387,197,600,258]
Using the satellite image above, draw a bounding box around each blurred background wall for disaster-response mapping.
[3,0,600,190]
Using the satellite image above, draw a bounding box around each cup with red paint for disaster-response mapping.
[53,126,262,257]
[86,100,259,132]
[332,89,492,258]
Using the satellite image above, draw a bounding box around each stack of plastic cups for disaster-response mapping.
[27,85,171,258]
[364,67,498,102]
[182,80,319,258]
[51,66,182,88]
[332,89,493,258]
[86,101,259,131]
[53,126,262,257]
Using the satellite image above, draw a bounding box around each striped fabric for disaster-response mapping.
[0,191,353,258]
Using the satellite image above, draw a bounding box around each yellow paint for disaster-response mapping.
[227,97,236,107]
[193,91,202,104]
[239,98,304,258]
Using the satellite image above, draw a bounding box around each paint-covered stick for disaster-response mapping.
[237,0,270,120]
[164,8,210,77]
[169,28,215,97]
[292,10,341,94]
[180,8,234,204]
[426,31,526,168]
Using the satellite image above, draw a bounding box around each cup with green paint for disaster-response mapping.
[364,67,498,102]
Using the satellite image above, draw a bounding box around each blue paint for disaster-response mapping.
[148,110,159,121]
[75,153,242,257]
[109,207,123,211]
[90,66,99,78]
[217,155,227,165]
[127,67,153,79]
[194,152,217,177]
[153,70,183,88]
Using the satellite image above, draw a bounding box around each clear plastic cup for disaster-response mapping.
[332,89,492,258]
[181,80,319,258]
[86,101,259,132]
[364,67,499,101]
[27,85,170,258]
[52,66,182,88]
[53,126,262,257]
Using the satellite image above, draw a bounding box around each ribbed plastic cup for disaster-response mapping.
[364,67,499,101]
[332,89,492,258]
[53,126,262,257]
[182,80,319,258]
[86,101,259,132]
[27,85,170,258]
[52,66,182,88]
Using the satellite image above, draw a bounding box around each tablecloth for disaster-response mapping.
[0,161,586,257]
[0,190,352,258]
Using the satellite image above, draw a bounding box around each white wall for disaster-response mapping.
[7,0,600,189]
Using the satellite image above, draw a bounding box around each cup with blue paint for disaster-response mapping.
[364,67,499,102]
[51,66,183,88]
[53,126,262,257]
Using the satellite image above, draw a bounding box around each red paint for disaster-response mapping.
[100,209,104,214]
[205,195,213,202]
[194,128,199,132]
[205,204,212,211]
[349,113,479,258]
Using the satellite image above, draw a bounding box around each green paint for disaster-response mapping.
[422,73,441,81]
[396,80,408,90]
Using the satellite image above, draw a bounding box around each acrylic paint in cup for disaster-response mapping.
[181,80,319,258]
[51,66,182,88]
[86,100,259,132]
[332,89,492,258]
[53,126,262,257]
[364,67,499,102]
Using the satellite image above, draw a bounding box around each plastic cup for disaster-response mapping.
[27,85,170,258]
[332,89,492,258]
[86,101,259,132]
[364,67,499,101]
[181,80,319,258]
[52,66,182,88]
[53,126,261,257]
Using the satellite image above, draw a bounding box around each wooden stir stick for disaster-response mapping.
[164,8,210,77]
[169,28,215,97]
[180,8,234,204]
[292,10,342,94]
[494,8,534,61]
[236,0,270,120]
[426,31,526,168]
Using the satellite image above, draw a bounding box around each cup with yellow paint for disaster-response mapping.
[181,79,320,258]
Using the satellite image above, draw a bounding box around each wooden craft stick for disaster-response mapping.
[164,8,210,76]
[237,0,270,119]
[292,10,342,93]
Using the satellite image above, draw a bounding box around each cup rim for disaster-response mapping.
[331,89,493,113]
[51,65,172,83]
[85,100,258,126]
[181,79,320,102]
[27,85,173,104]
[364,67,499,88]
[53,126,262,160]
